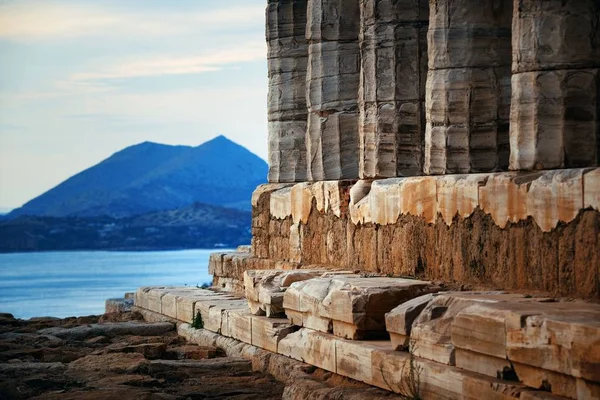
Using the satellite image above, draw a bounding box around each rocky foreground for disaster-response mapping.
[0,311,285,400]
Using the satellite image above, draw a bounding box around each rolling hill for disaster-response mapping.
[0,202,252,252]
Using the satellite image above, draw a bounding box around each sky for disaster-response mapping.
[0,0,269,210]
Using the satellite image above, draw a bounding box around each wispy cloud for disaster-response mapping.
[0,1,265,40]
[70,43,266,81]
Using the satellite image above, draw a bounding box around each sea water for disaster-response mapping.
[0,249,220,319]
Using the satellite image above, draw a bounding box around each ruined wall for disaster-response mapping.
[246,0,600,300]
[251,170,600,298]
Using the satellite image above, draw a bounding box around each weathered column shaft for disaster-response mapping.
[306,0,361,181]
[267,0,309,183]
[358,0,429,179]
[424,0,512,175]
[509,0,600,170]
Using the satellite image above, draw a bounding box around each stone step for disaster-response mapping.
[243,269,354,317]
[208,251,299,295]
[283,275,440,339]
[386,291,600,399]
[385,291,554,364]
[278,327,527,400]
[133,285,600,399]
[451,301,600,399]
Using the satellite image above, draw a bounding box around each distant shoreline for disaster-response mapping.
[0,246,235,254]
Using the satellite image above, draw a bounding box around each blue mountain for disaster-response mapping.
[9,135,267,218]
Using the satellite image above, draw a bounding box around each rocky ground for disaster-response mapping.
[0,312,284,400]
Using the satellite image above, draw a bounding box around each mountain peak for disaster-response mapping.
[199,135,234,147]
[10,136,268,218]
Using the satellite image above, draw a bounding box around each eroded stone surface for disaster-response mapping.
[512,0,600,73]
[283,275,438,339]
[267,0,309,183]
[244,269,342,317]
[388,292,545,365]
[509,69,599,171]
[424,0,512,175]
[452,301,600,383]
[424,67,511,174]
[306,0,361,181]
[358,0,428,178]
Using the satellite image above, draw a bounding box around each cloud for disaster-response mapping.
[70,43,266,81]
[0,1,265,41]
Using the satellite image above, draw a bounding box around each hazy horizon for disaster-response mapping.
[0,0,269,209]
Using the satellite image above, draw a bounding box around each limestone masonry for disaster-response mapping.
[260,0,600,299]
[140,1,599,399]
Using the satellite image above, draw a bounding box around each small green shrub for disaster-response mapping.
[191,311,204,329]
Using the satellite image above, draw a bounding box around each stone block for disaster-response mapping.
[513,363,577,399]
[358,0,428,179]
[307,42,361,112]
[507,311,600,382]
[361,0,429,25]
[306,111,360,181]
[436,174,489,225]
[386,293,435,348]
[266,0,308,41]
[160,289,205,320]
[267,120,308,183]
[452,301,600,382]
[512,0,600,73]
[398,176,438,224]
[283,276,438,339]
[455,349,514,380]
[221,309,253,344]
[204,300,248,334]
[359,100,425,179]
[584,168,600,211]
[289,181,350,224]
[176,293,235,324]
[372,349,466,398]
[461,373,525,400]
[509,69,599,170]
[525,169,585,232]
[428,0,512,70]
[335,339,391,384]
[478,171,538,229]
[306,0,360,42]
[521,392,571,400]
[269,187,293,220]
[266,0,309,184]
[244,269,337,317]
[251,316,296,352]
[277,328,337,372]
[406,292,535,365]
[142,287,176,314]
[424,67,511,174]
[194,298,247,334]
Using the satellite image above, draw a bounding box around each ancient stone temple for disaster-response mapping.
[259,0,600,298]
[133,1,600,399]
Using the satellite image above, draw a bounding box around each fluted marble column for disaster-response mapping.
[424,0,512,175]
[510,0,600,170]
[358,0,429,178]
[267,0,309,183]
[306,0,361,181]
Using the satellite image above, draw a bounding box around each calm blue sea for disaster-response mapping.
[0,250,221,319]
